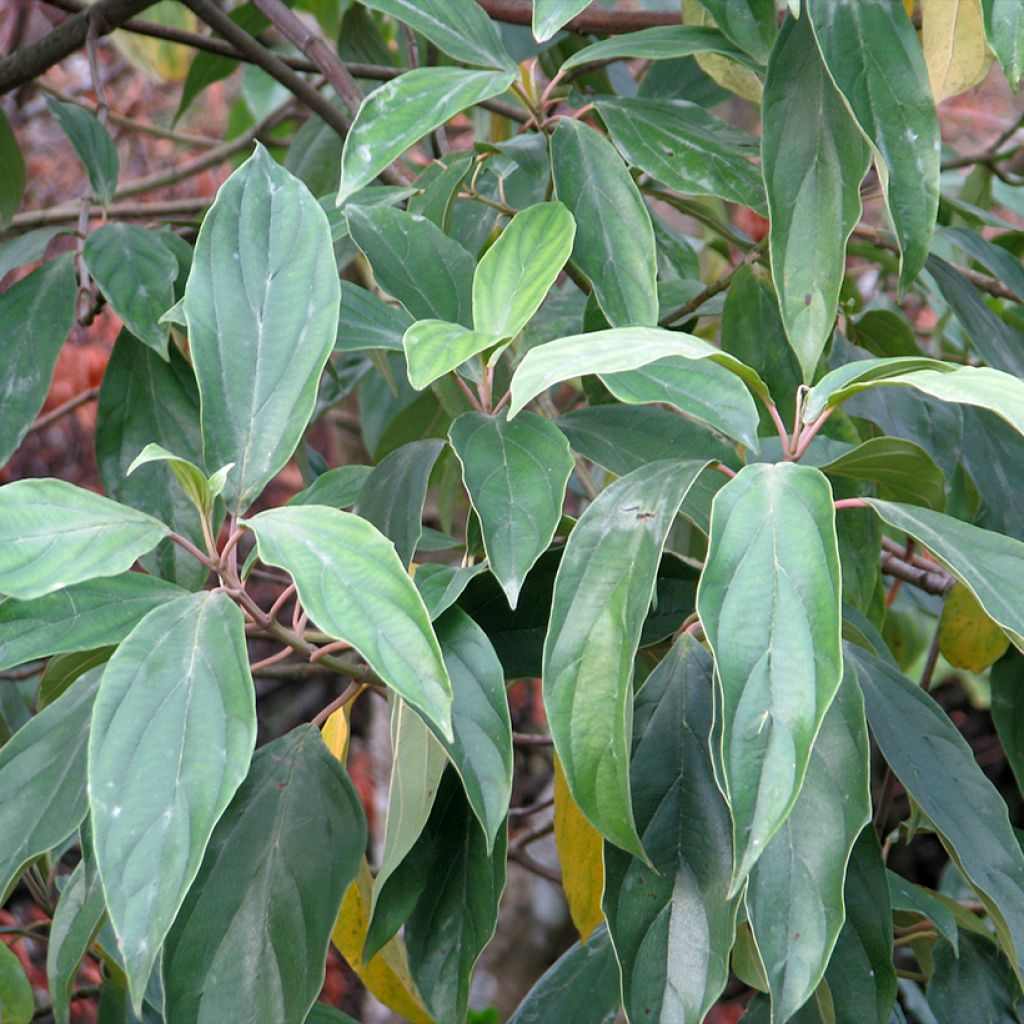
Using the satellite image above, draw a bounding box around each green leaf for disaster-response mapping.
[95,332,209,591]
[39,648,115,708]
[338,68,515,204]
[0,671,99,898]
[929,932,1021,1023]
[0,479,169,601]
[45,97,119,205]
[182,144,339,513]
[127,442,225,520]
[848,644,1024,985]
[992,650,1024,794]
[88,591,257,1008]
[695,0,776,62]
[244,505,453,738]
[507,924,621,1023]
[939,227,1024,303]
[449,411,573,609]
[415,563,486,620]
[745,672,871,1023]
[0,940,33,1024]
[603,636,740,1022]
[595,97,766,212]
[560,24,756,72]
[284,112,343,198]
[0,226,67,282]
[981,0,1024,88]
[807,0,940,291]
[287,464,372,508]
[550,118,659,327]
[820,438,946,511]
[355,439,445,566]
[888,873,959,954]
[163,725,366,1024]
[348,206,475,325]
[864,499,1024,649]
[360,0,514,70]
[83,225,178,358]
[696,463,843,884]
[472,202,576,340]
[0,107,25,230]
[336,281,412,352]
[0,255,77,467]
[0,572,182,673]
[532,0,591,42]
[403,320,499,390]
[762,13,870,381]
[544,459,709,857]
[509,326,766,419]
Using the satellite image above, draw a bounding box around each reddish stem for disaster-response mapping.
[834,497,870,511]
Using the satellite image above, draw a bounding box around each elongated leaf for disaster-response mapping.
[508,924,621,1023]
[163,725,366,1024]
[0,671,98,898]
[449,411,573,608]
[991,650,1024,793]
[696,463,843,884]
[848,644,1024,984]
[553,755,604,943]
[0,255,77,467]
[415,563,486,620]
[550,118,659,327]
[595,97,766,212]
[938,583,1010,672]
[544,459,709,857]
[888,873,959,954]
[403,320,499,390]
[929,932,1022,1024]
[182,145,339,512]
[821,438,946,511]
[560,24,755,72]
[244,505,453,738]
[745,672,871,1023]
[982,0,1024,87]
[509,326,766,419]
[808,0,940,291]
[336,281,412,352]
[46,98,119,204]
[762,13,870,381]
[0,226,67,282]
[348,206,475,326]
[0,479,168,601]
[0,107,24,230]
[288,465,371,509]
[940,227,1024,303]
[923,0,992,101]
[865,499,1024,649]
[338,68,515,203]
[89,591,257,1007]
[0,572,182,673]
[361,0,514,70]
[696,0,775,61]
[39,648,114,708]
[604,635,740,1022]
[83,225,178,358]
[533,0,591,41]
[0,941,32,1024]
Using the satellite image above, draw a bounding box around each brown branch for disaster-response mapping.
[880,550,953,597]
[476,0,679,33]
[13,197,210,228]
[513,732,554,747]
[26,386,99,435]
[508,844,561,884]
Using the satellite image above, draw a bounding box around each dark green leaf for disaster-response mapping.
[990,649,1024,792]
[0,940,33,1024]
[560,24,756,72]
[336,281,412,352]
[0,107,25,230]
[285,112,343,197]
[940,227,1024,302]
[46,97,119,205]
[981,0,1024,88]
[928,933,1022,1024]
[888,872,959,954]
[695,0,775,61]
[821,438,946,510]
[0,226,66,282]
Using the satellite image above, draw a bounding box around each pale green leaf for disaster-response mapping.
[128,442,222,519]
[414,563,486,620]
[403,320,499,391]
[46,97,119,205]
[533,0,591,42]
[981,0,1024,88]
[560,24,756,73]
[287,465,371,508]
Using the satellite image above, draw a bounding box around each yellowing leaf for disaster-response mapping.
[922,0,993,102]
[321,706,351,763]
[939,583,1010,673]
[681,0,763,102]
[111,2,199,82]
[332,860,434,1024]
[553,755,605,942]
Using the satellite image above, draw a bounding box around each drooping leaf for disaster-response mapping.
[981,0,1024,88]
[550,118,659,327]
[0,255,77,467]
[928,933,1022,1024]
[0,940,33,1024]
[46,97,119,205]
[162,726,367,1024]
[603,635,740,1023]
[745,672,871,1023]
[681,0,764,101]
[402,320,499,390]
[544,459,709,857]
[182,145,339,513]
[0,479,169,601]
[559,24,756,73]
[820,437,946,511]
[532,0,591,41]
[697,462,843,884]
[922,0,993,101]
[244,506,453,738]
[338,68,515,203]
[938,583,1010,672]
[88,591,257,1008]
[449,411,573,608]
[762,13,870,381]
[808,0,940,291]
[336,281,412,352]
[887,872,959,953]
[83,226,178,358]
[0,107,25,230]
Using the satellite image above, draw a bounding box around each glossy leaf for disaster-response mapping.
[338,68,515,203]
[762,13,870,381]
[938,583,1010,672]
[127,443,226,520]
[544,459,708,857]
[807,0,940,291]
[603,635,740,1023]
[162,726,367,1024]
[88,591,257,1007]
[244,506,453,738]
[336,281,412,352]
[820,437,946,511]
[0,107,24,230]
[46,97,119,205]
[83,225,178,358]
[982,0,1024,87]
[532,0,591,41]
[0,941,32,1024]
[550,118,659,327]
[403,320,499,390]
[923,0,992,101]
[182,145,339,513]
[745,672,871,1023]
[449,411,573,608]
[0,255,77,467]
[697,462,843,884]
[560,24,755,72]
[553,755,604,943]
[0,479,169,601]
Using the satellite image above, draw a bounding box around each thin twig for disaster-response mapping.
[508,844,561,884]
[513,732,554,747]
[26,386,99,434]
[477,0,679,33]
[13,197,210,228]
[880,551,953,597]
[311,681,360,728]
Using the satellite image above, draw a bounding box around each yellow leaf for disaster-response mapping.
[107,1,199,83]
[321,705,351,764]
[681,0,763,103]
[552,755,604,942]
[332,860,434,1024]
[922,0,993,102]
[938,583,1010,673]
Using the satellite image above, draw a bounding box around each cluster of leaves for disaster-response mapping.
[3,0,1024,1022]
